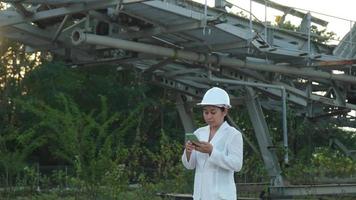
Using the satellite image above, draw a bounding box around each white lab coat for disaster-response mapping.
[182,121,243,200]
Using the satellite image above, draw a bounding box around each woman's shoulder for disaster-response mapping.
[225,123,242,136]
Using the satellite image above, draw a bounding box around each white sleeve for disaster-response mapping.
[181,149,197,169]
[208,131,243,171]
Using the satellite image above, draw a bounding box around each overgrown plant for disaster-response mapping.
[15,94,131,198]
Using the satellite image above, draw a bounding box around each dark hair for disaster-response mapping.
[218,107,230,123]
[219,107,226,112]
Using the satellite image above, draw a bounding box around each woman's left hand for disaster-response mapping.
[194,141,213,155]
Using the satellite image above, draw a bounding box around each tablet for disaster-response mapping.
[185,133,199,143]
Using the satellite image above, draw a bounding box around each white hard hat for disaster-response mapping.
[197,87,231,108]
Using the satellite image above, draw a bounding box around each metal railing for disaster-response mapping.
[226,0,356,55]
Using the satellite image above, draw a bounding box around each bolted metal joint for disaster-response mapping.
[71,29,86,46]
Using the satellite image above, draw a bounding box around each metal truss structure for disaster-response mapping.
[1,0,356,198]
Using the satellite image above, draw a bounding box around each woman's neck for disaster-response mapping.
[210,121,224,133]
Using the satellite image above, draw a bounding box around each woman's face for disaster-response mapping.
[203,106,227,128]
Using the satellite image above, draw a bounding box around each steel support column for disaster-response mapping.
[176,94,196,133]
[245,87,284,186]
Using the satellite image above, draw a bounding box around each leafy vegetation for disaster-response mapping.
[0,7,355,200]
[0,51,355,199]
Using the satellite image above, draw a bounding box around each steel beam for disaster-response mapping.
[71,30,356,84]
[331,139,356,160]
[52,14,70,43]
[71,28,356,111]
[151,75,207,98]
[176,94,196,133]
[0,0,143,28]
[4,23,68,46]
[143,58,172,74]
[269,184,356,197]
[191,41,249,52]
[118,21,203,40]
[226,115,260,155]
[1,0,113,5]
[11,2,33,17]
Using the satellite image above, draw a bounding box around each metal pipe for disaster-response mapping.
[349,20,353,59]
[71,29,356,84]
[282,87,288,164]
[264,0,267,42]
[249,0,253,34]
[307,12,311,56]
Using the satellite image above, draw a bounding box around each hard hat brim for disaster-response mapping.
[196,103,231,108]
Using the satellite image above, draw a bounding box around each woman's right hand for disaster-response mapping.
[185,141,195,152]
[185,141,195,161]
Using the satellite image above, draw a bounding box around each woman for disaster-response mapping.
[182,87,243,200]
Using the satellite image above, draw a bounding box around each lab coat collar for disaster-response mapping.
[207,121,229,145]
